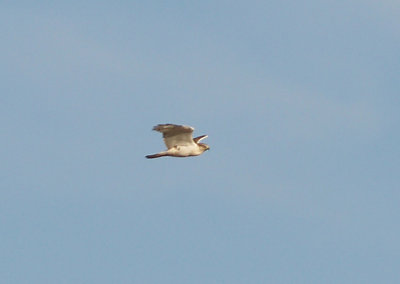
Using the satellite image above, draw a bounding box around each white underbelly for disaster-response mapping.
[168,145,200,156]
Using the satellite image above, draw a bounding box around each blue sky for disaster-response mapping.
[1,1,399,283]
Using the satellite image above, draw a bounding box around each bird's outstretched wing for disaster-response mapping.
[193,135,208,143]
[153,124,195,149]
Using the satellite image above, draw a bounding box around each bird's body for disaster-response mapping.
[146,124,209,159]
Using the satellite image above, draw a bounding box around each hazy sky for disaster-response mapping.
[1,1,399,283]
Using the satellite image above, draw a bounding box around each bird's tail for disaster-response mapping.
[145,152,169,159]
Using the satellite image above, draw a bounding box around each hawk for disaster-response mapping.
[146,124,210,159]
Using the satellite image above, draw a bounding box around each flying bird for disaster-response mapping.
[146,124,210,159]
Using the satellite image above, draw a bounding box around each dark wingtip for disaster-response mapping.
[146,153,165,159]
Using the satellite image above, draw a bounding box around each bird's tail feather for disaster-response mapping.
[145,152,168,159]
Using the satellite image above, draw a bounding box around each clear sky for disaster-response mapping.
[1,1,399,283]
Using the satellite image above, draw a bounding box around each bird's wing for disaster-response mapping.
[193,135,208,143]
[153,124,195,149]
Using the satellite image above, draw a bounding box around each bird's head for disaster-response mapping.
[198,143,210,152]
